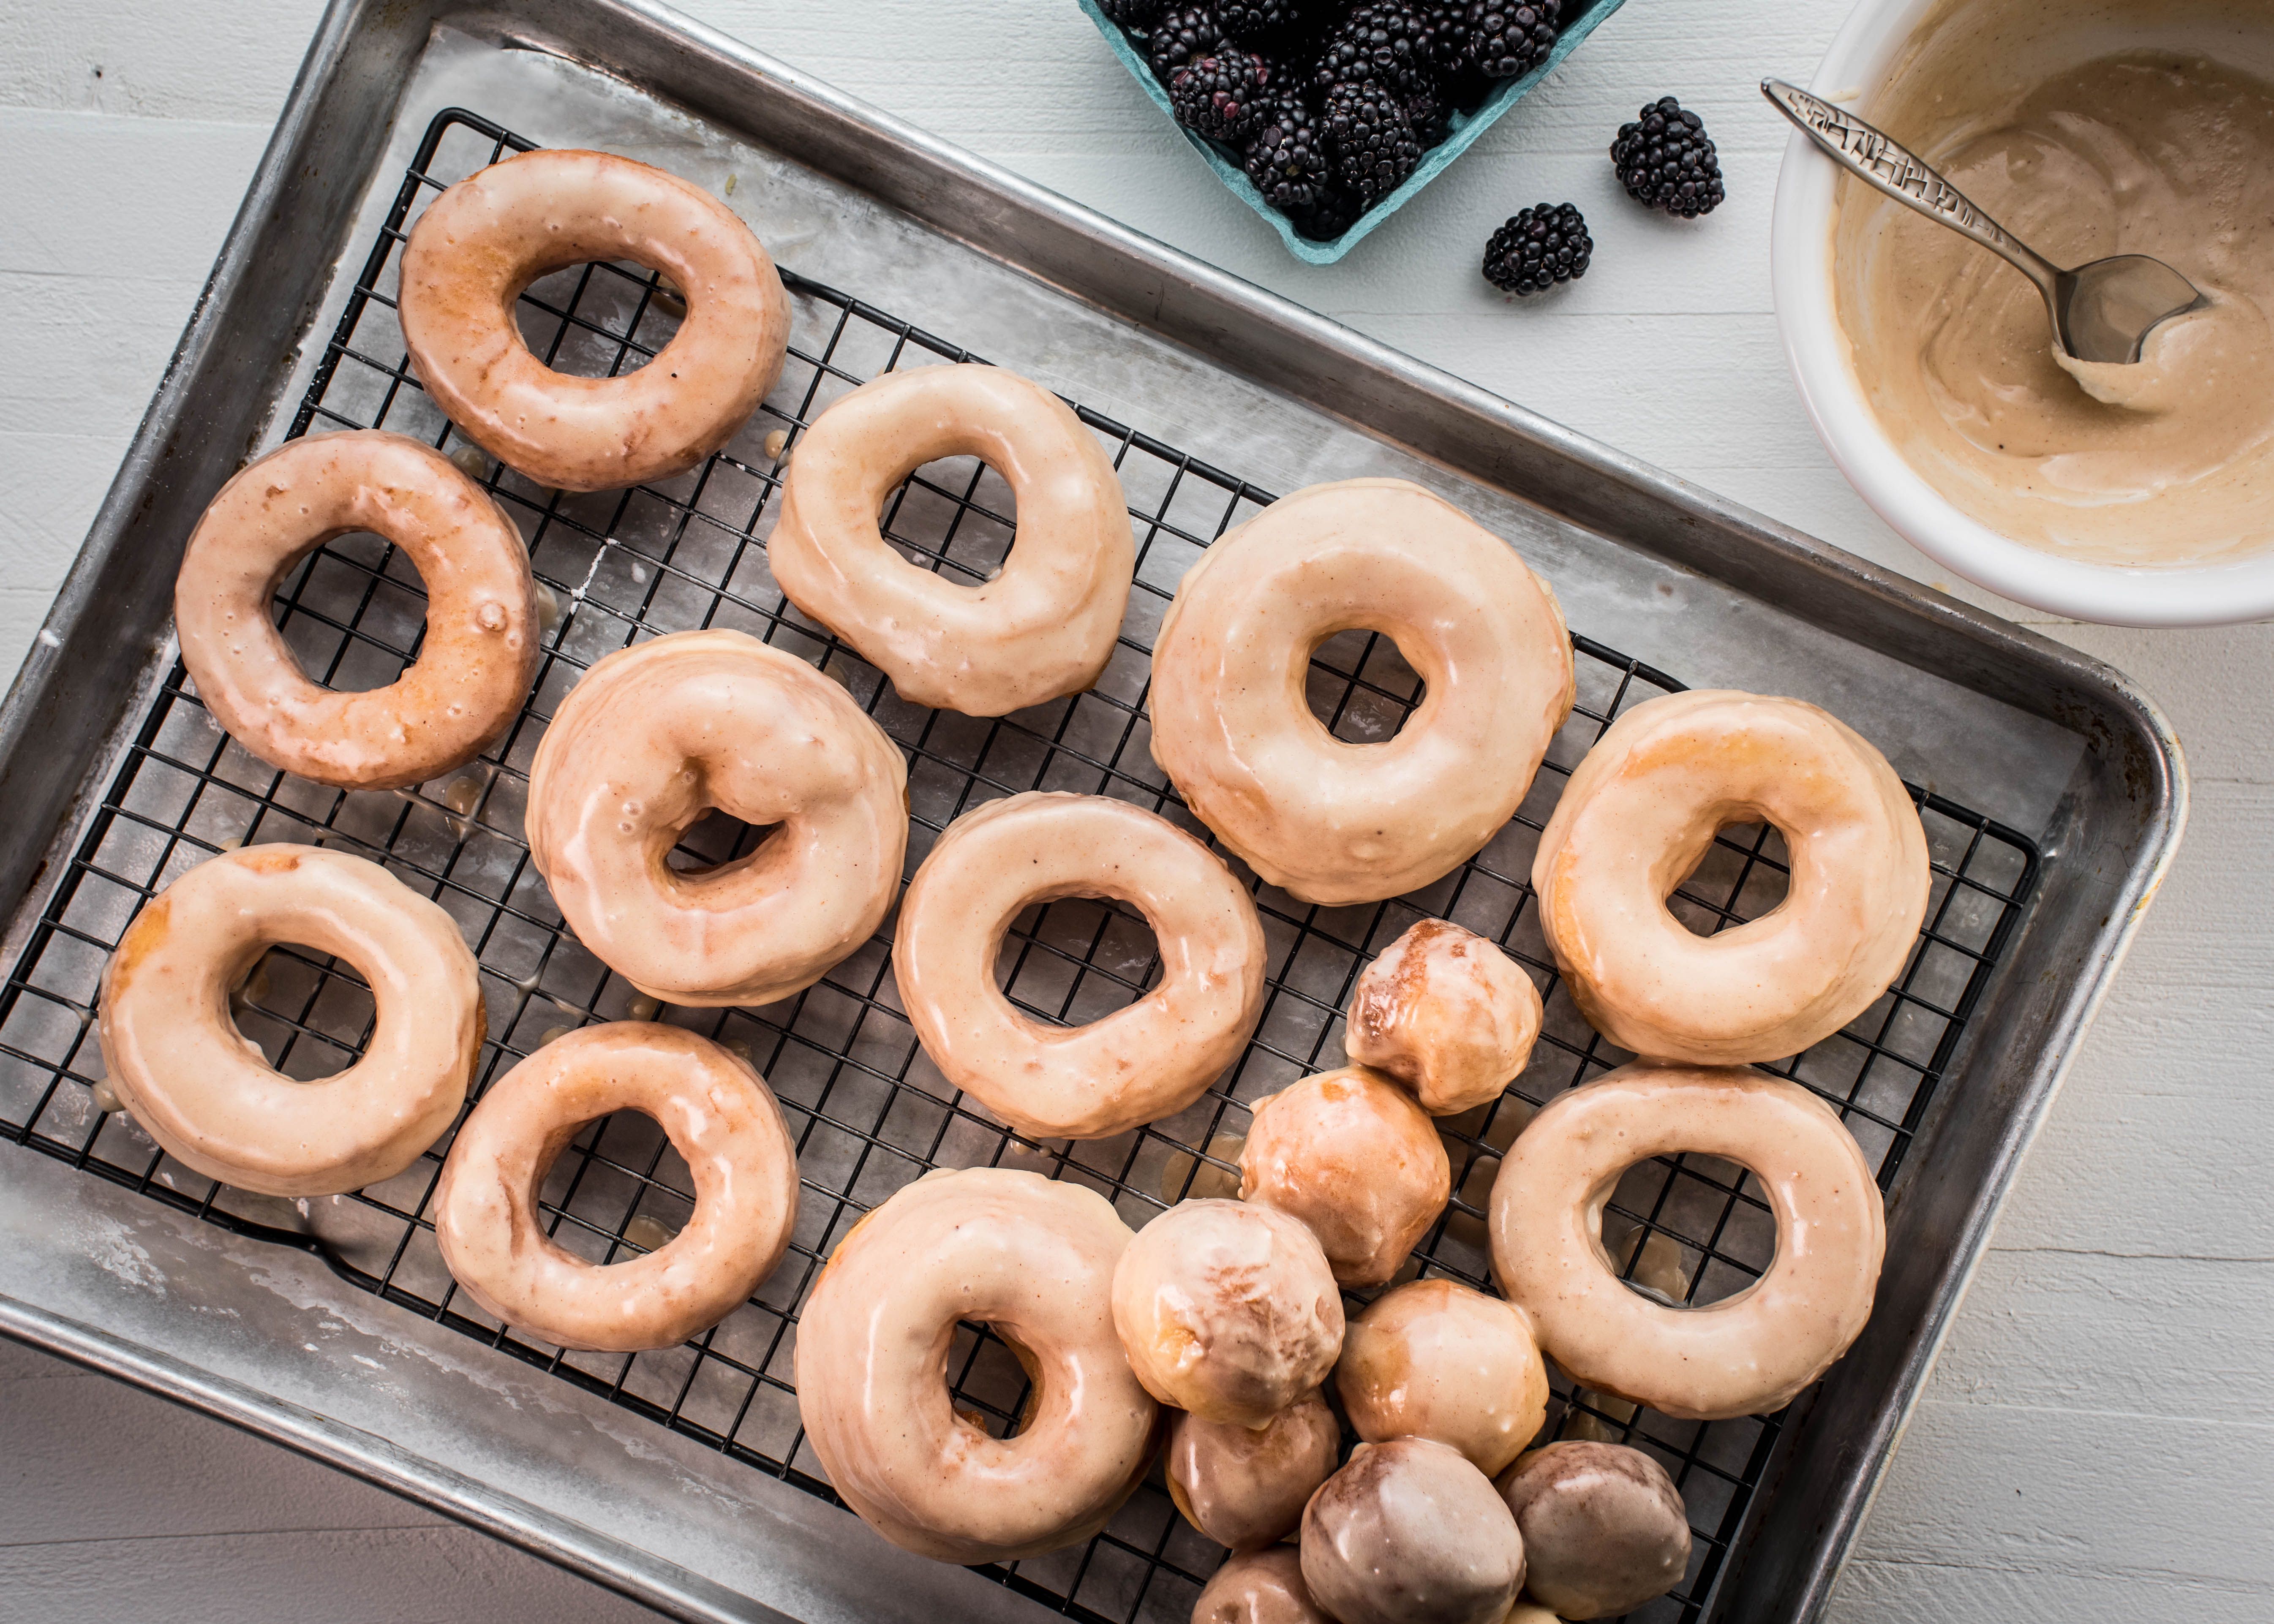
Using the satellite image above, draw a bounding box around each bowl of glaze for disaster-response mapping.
[1770,0,2274,627]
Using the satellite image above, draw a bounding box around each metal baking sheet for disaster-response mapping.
[0,5,2185,1624]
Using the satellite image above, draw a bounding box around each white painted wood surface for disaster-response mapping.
[0,2,2266,1620]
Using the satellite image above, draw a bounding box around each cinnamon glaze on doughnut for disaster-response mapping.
[1489,1064,1886,1420]
[1532,691,1930,1065]
[1165,1391,1340,1551]
[433,1023,797,1351]
[1239,1066,1450,1287]
[1149,479,1573,905]
[795,1168,1159,1564]
[176,430,539,791]
[770,365,1133,716]
[894,792,1264,1140]
[1346,919,1541,1116]
[1335,1278,1548,1477]
[97,846,482,1197]
[527,630,907,1006]
[400,149,789,492]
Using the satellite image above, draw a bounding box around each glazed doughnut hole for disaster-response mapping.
[1305,625,1423,744]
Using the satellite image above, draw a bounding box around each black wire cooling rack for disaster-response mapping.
[0,109,2040,1624]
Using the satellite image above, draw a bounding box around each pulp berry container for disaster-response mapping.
[1078,0,1632,263]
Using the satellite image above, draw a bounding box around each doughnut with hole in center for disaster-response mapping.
[175,430,539,790]
[97,845,483,1197]
[1489,1063,1886,1420]
[769,364,1133,716]
[399,148,789,492]
[1148,479,1573,905]
[1532,690,1930,1064]
[893,792,1264,1139]
[794,1167,1159,1563]
[1345,919,1542,1115]
[526,629,907,1006]
[433,1022,797,1351]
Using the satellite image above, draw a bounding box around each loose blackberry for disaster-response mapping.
[1101,0,1167,33]
[1482,202,1592,294]
[1313,2,1438,100]
[1611,96,1725,218]
[1148,6,1225,76]
[1321,76,1425,204]
[1217,0,1326,48]
[1243,97,1332,212]
[1465,0,1560,79]
[1170,49,1273,143]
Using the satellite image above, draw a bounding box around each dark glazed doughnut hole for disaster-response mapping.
[1300,1436,1526,1624]
[1496,1440,1693,1619]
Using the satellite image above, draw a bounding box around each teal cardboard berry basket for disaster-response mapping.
[1078,0,1632,263]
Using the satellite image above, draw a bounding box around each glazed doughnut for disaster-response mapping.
[1334,1279,1548,1477]
[1149,479,1573,905]
[399,148,789,492]
[1300,1437,1527,1624]
[96,846,482,1197]
[175,430,539,790]
[1345,920,1541,1116]
[794,1168,1158,1563]
[1532,690,1930,1064]
[1193,1548,1332,1624]
[894,792,1264,1139]
[526,630,907,1006]
[1239,1066,1450,1287]
[1488,1064,1885,1420]
[432,1023,796,1351]
[1111,1199,1343,1426]
[1497,1442,1691,1620]
[770,364,1133,715]
[1165,1392,1340,1551]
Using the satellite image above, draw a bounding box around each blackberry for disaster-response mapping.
[1314,2,1438,100]
[1243,97,1332,212]
[1170,49,1273,143]
[1101,0,1167,33]
[1148,6,1225,76]
[1217,0,1326,48]
[1465,0,1560,79]
[1404,82,1449,145]
[1611,96,1725,218]
[1293,186,1364,241]
[1321,76,1424,204]
[1482,202,1592,294]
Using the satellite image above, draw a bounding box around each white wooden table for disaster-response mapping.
[1,2,2267,1619]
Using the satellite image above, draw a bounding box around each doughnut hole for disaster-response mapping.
[514,260,682,378]
[879,451,1018,588]
[665,805,782,878]
[1305,626,1425,744]
[225,942,371,1082]
[271,529,432,695]
[1665,818,1794,938]
[996,895,1162,1030]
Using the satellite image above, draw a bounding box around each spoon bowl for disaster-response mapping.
[1763,79,2206,364]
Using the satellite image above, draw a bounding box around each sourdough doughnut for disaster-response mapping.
[176,430,539,790]
[1345,920,1541,1115]
[432,1023,796,1351]
[769,365,1133,716]
[1149,479,1573,905]
[1300,1437,1527,1624]
[1488,1064,1885,1420]
[1532,690,1930,1064]
[96,846,482,1197]
[399,148,789,492]
[1194,1548,1332,1624]
[1239,1066,1449,1287]
[1165,1391,1340,1551]
[1335,1278,1547,1477]
[526,630,907,1006]
[1111,1199,1343,1426]
[894,792,1264,1139]
[795,1167,1158,1563]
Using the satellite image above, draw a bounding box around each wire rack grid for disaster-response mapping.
[0,110,2040,1624]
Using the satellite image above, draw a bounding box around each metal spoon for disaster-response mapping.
[1762,78,2207,364]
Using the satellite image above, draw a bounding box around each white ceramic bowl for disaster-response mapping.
[1770,0,2274,627]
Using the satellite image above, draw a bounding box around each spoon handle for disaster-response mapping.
[1761,79,2063,294]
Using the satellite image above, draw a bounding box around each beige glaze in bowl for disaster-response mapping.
[1772,0,2274,626]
